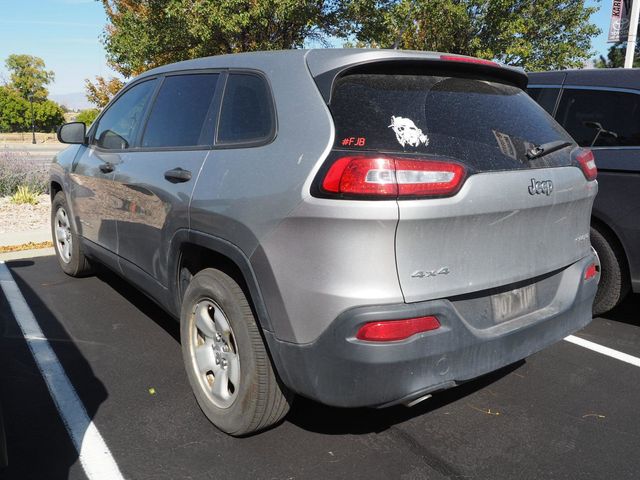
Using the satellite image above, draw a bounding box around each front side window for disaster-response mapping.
[93,79,157,150]
[141,73,220,148]
[555,88,640,147]
[217,73,275,145]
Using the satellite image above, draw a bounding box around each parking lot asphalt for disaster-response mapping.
[1,255,639,480]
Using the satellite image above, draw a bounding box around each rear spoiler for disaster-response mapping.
[306,49,528,105]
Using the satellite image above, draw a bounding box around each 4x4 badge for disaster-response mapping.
[528,178,553,196]
[411,267,450,279]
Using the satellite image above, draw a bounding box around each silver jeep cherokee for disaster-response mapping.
[51,49,599,436]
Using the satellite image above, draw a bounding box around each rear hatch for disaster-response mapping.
[324,60,597,302]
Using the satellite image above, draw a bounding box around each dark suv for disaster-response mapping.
[529,69,640,315]
[52,49,598,435]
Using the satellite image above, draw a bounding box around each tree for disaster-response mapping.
[76,108,101,126]
[100,0,339,77]
[0,86,64,133]
[594,42,640,68]
[0,86,28,132]
[4,54,54,100]
[32,100,66,132]
[85,76,125,107]
[339,0,601,71]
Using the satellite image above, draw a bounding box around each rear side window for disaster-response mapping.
[330,74,572,169]
[555,88,640,147]
[93,79,157,150]
[217,73,275,145]
[142,73,219,148]
[527,87,560,115]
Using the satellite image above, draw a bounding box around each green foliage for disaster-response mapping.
[100,0,339,77]
[0,86,28,132]
[76,108,100,126]
[339,0,601,71]
[0,86,65,133]
[0,152,48,197]
[10,185,40,205]
[5,54,54,101]
[594,42,640,68]
[100,0,600,75]
[32,100,66,132]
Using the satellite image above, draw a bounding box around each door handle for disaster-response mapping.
[99,162,115,173]
[164,167,192,183]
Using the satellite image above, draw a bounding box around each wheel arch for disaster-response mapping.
[591,214,632,283]
[170,230,275,333]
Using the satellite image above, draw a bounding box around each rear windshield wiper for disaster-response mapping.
[526,140,572,160]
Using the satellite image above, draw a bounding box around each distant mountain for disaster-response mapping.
[50,92,92,111]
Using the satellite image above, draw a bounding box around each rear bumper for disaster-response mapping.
[265,253,598,408]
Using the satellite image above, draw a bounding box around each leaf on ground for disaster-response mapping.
[0,241,53,253]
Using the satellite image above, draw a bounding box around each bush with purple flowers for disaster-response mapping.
[0,151,49,197]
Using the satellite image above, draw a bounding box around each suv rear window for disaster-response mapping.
[330,74,572,169]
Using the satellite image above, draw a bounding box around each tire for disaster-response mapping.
[180,268,291,436]
[51,191,92,277]
[590,226,629,316]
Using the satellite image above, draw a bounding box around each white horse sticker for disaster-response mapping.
[388,116,429,148]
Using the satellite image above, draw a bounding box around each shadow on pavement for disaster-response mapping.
[94,264,180,343]
[286,361,524,435]
[0,259,109,479]
[605,293,640,326]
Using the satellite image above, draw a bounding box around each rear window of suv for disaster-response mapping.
[330,74,572,169]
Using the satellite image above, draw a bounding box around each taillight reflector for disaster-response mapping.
[322,156,465,198]
[356,316,441,342]
[584,262,599,281]
[575,148,597,181]
[439,55,499,67]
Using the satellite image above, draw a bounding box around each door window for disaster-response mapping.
[141,74,220,148]
[555,88,640,147]
[217,73,275,145]
[527,87,560,115]
[93,79,157,150]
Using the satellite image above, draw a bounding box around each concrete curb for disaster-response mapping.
[0,229,51,248]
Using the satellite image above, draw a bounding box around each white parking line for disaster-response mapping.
[0,262,125,480]
[565,334,640,368]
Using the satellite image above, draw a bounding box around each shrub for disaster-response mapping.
[76,108,100,127]
[11,185,39,205]
[0,151,48,197]
[0,86,65,133]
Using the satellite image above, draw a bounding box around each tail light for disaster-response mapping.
[356,316,441,342]
[321,156,466,199]
[575,148,597,181]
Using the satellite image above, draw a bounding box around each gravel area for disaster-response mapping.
[0,194,51,234]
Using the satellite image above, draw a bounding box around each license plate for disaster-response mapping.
[491,284,537,323]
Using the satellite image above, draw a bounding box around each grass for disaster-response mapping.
[10,185,40,205]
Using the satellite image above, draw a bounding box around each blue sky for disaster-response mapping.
[0,0,617,96]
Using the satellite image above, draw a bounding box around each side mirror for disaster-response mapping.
[57,122,87,144]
